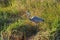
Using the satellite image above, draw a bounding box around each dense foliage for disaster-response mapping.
[0,0,60,40]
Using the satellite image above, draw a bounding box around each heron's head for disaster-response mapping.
[26,11,31,18]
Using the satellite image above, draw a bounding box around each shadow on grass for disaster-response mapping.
[1,24,40,40]
[12,25,40,37]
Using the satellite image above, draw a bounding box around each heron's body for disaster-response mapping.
[29,16,44,23]
[26,11,44,23]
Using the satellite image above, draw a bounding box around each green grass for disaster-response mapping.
[0,0,60,40]
[6,19,25,31]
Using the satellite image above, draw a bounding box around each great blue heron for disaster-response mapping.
[26,11,44,26]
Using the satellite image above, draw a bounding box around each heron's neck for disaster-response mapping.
[26,13,30,18]
[27,15,31,19]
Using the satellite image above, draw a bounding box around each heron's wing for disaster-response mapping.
[31,16,44,22]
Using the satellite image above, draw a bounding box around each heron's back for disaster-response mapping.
[30,16,44,22]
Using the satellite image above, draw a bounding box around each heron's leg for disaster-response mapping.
[35,23,40,32]
[35,23,39,27]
